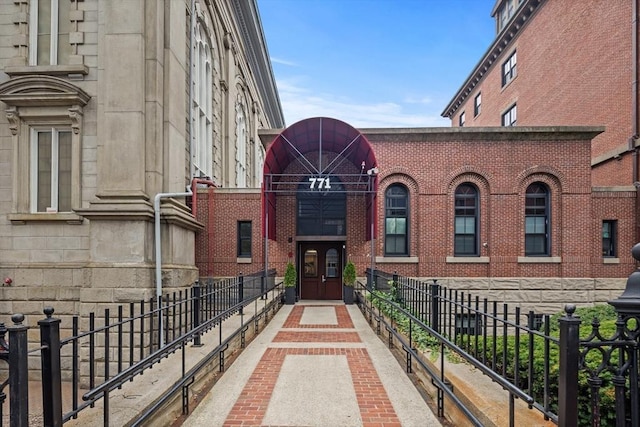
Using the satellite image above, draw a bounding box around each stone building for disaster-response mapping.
[0,0,283,318]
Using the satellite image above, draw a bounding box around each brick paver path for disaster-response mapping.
[222,304,401,427]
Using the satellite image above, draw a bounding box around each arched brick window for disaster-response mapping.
[385,184,408,256]
[525,182,550,256]
[454,183,478,256]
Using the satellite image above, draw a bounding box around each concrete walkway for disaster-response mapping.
[185,301,441,427]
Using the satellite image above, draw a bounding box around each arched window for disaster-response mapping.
[454,183,478,256]
[385,185,408,256]
[193,23,213,179]
[235,103,247,187]
[525,183,549,256]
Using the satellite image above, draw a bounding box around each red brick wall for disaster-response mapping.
[198,129,634,281]
[452,1,633,186]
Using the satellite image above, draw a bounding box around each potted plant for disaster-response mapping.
[283,261,297,305]
[342,261,356,304]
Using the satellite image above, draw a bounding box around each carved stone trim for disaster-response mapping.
[68,105,83,134]
[5,107,19,135]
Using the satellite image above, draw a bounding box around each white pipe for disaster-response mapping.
[154,188,192,346]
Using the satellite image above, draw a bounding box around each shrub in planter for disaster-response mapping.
[342,261,356,304]
[283,261,296,304]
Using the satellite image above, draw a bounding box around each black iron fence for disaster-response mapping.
[0,269,279,426]
[360,255,640,427]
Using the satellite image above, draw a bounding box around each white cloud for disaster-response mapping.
[275,78,449,128]
[271,57,299,67]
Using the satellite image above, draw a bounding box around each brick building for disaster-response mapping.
[198,117,633,313]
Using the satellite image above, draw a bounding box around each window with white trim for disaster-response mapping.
[193,22,213,179]
[29,0,71,66]
[502,51,517,87]
[235,103,247,187]
[31,127,72,213]
[502,104,517,126]
[474,93,482,117]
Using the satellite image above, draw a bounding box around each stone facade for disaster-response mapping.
[0,0,283,322]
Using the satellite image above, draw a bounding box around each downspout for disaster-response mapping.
[188,0,196,179]
[155,189,193,346]
[633,0,640,241]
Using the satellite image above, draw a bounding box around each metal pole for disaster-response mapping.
[39,307,62,427]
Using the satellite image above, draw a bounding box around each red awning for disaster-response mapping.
[262,117,377,240]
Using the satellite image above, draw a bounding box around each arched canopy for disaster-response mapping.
[262,117,378,240]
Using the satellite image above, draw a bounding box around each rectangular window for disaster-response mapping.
[474,93,482,117]
[502,104,517,127]
[29,0,71,66]
[602,220,617,257]
[459,111,465,127]
[502,51,517,87]
[237,221,252,257]
[30,128,72,213]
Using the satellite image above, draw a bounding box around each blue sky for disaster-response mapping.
[257,0,497,128]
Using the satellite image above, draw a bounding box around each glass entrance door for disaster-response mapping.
[300,242,343,300]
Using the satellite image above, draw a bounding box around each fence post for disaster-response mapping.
[8,313,29,427]
[430,280,440,334]
[608,242,640,426]
[39,307,63,427]
[238,273,244,315]
[558,304,581,427]
[192,281,202,346]
[260,272,266,300]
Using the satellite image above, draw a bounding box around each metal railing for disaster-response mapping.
[0,269,280,426]
[361,263,640,427]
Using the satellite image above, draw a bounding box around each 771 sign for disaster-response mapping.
[308,176,331,190]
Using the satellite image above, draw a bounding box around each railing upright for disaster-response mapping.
[193,281,202,346]
[557,304,581,427]
[430,280,440,334]
[239,273,244,315]
[39,307,63,427]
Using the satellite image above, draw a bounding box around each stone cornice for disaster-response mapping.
[231,0,285,127]
[0,75,91,107]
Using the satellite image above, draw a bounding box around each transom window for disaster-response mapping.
[29,0,71,66]
[454,184,478,256]
[502,51,517,87]
[525,183,549,256]
[297,178,346,236]
[385,184,408,256]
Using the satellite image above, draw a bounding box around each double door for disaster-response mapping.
[299,242,343,300]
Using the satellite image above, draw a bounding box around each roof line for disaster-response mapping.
[440,0,545,119]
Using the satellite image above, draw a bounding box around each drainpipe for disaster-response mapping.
[191,177,216,218]
[188,0,196,179]
[154,188,192,347]
[633,0,640,241]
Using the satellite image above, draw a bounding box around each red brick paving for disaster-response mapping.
[222,305,401,427]
[282,304,355,328]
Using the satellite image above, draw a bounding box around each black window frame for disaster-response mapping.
[237,220,252,258]
[454,183,479,256]
[524,183,549,256]
[502,50,517,87]
[474,93,481,117]
[459,111,466,127]
[384,184,409,256]
[602,220,617,257]
[502,103,517,127]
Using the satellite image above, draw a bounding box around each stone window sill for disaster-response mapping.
[375,256,419,264]
[237,257,252,264]
[446,256,490,264]
[517,256,561,264]
[603,257,620,264]
[8,213,84,225]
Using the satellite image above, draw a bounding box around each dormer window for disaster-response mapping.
[496,0,522,33]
